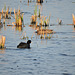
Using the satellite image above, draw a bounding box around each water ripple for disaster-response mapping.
[62,73,72,75]
[59,53,75,57]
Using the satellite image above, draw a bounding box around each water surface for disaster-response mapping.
[0,0,75,75]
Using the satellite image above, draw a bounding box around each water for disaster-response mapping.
[0,0,75,75]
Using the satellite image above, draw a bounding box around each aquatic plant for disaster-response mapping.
[1,6,12,19]
[31,15,37,24]
[14,9,24,26]
[39,15,51,26]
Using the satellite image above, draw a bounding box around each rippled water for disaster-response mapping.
[0,0,75,75]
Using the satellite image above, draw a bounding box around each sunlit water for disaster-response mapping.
[0,0,75,75]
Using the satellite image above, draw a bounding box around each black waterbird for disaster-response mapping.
[17,40,31,49]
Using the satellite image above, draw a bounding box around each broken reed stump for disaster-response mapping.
[0,35,6,49]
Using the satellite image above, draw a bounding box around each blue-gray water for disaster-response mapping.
[0,0,75,75]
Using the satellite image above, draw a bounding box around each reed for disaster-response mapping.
[0,35,6,49]
[31,32,35,39]
[39,16,50,26]
[38,8,40,17]
[42,31,44,39]
[48,34,51,39]
[1,8,4,18]
[2,8,3,14]
[41,26,42,34]
[40,18,44,26]
[34,5,37,17]
[0,36,2,48]
[4,4,6,12]
[19,16,22,26]
[44,16,47,25]
[14,9,16,15]
[0,13,1,22]
[45,30,48,39]
[2,36,6,48]
[3,18,5,24]
[6,8,9,18]
[72,14,75,25]
[10,8,12,15]
[44,16,50,26]
[31,15,36,24]
[48,14,51,25]
[40,26,43,39]
[14,9,24,26]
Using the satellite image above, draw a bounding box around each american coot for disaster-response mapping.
[17,40,31,49]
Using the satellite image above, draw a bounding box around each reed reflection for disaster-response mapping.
[0,49,5,54]
[15,26,23,32]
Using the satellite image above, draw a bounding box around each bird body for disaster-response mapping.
[17,40,31,49]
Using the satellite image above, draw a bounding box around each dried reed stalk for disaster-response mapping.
[41,26,42,34]
[32,15,35,22]
[2,9,3,14]
[36,22,38,27]
[5,10,8,18]
[0,35,5,48]
[0,36,2,47]
[3,18,5,24]
[10,8,12,15]
[72,14,75,25]
[14,9,15,15]
[19,16,22,26]
[0,13,1,22]
[2,36,6,48]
